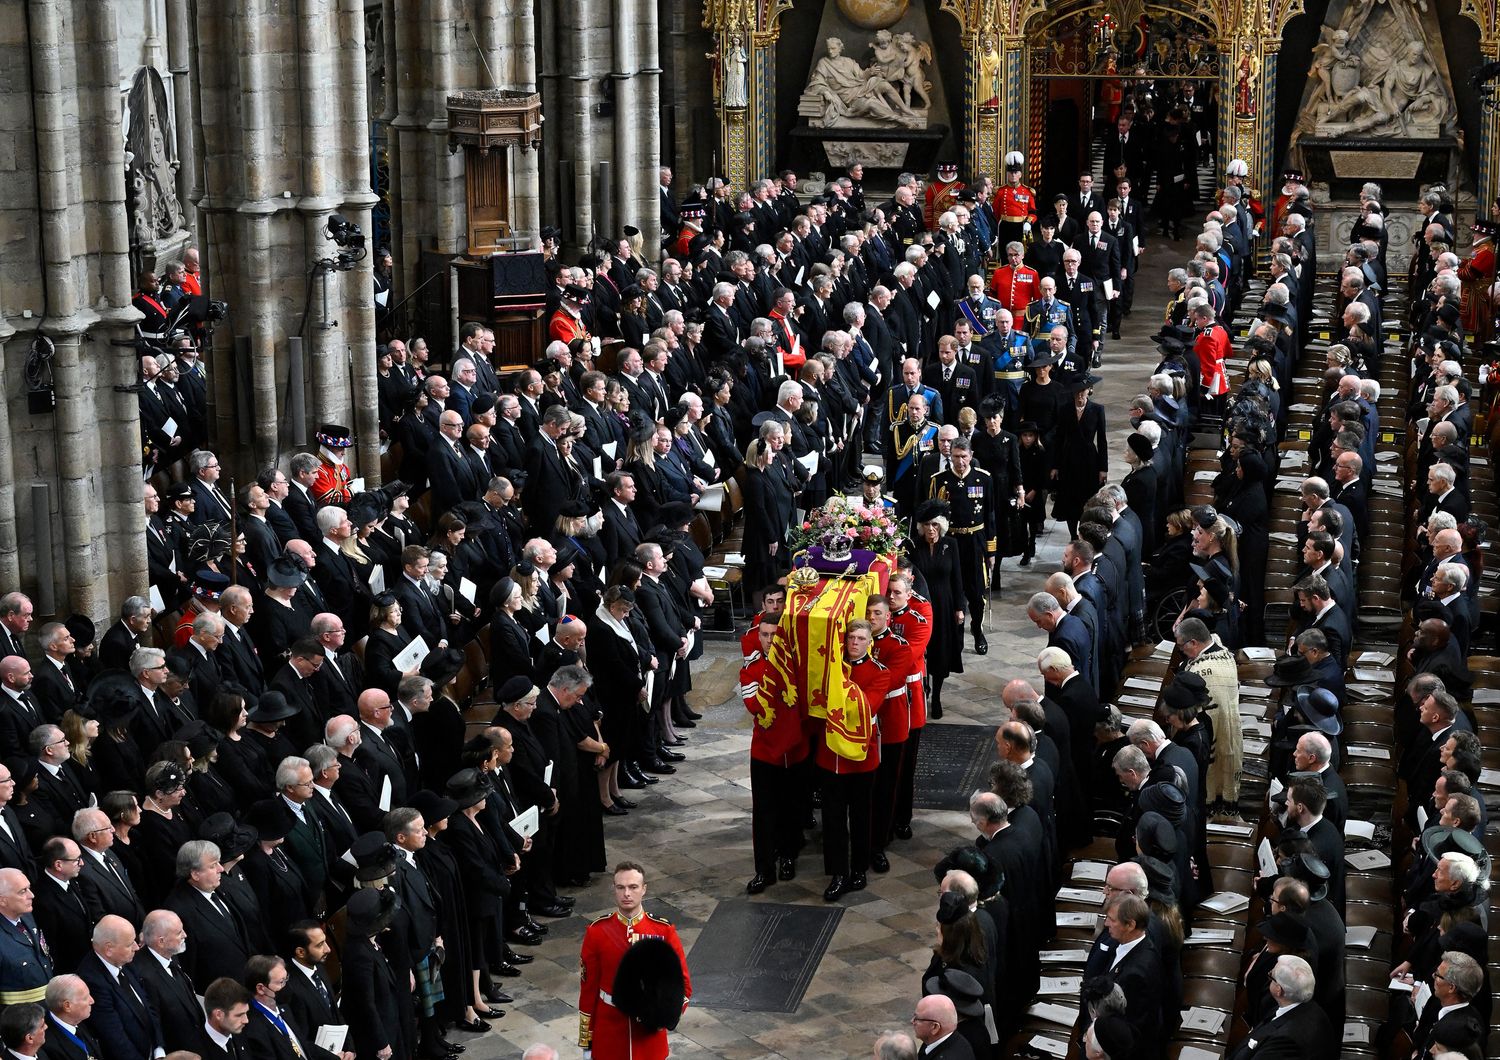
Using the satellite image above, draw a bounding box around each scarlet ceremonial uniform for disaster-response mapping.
[1459,239,1496,339]
[550,307,591,347]
[743,644,809,879]
[816,652,889,880]
[989,263,1040,316]
[869,626,914,857]
[578,910,691,1060]
[889,593,934,836]
[1193,323,1231,397]
[924,180,964,231]
[312,458,353,506]
[993,183,1038,250]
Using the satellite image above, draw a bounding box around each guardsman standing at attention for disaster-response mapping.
[579,861,690,1060]
[993,152,1037,251]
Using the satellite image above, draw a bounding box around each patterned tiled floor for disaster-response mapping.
[469,250,1181,1059]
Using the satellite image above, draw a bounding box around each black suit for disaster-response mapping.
[0,690,46,760]
[165,881,252,986]
[918,1036,975,1059]
[218,624,266,696]
[283,485,320,541]
[521,434,571,534]
[0,808,33,876]
[31,657,81,723]
[32,873,91,972]
[279,963,339,1047]
[99,622,142,672]
[242,1002,337,1060]
[76,948,164,1060]
[1227,1000,1335,1059]
[132,948,207,1054]
[392,575,445,649]
[40,1013,101,1060]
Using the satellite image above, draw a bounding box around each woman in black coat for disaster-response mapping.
[1050,380,1108,537]
[1018,359,1067,449]
[488,578,532,683]
[1218,450,1269,646]
[585,586,651,808]
[911,505,967,717]
[364,594,414,698]
[341,890,408,1060]
[741,438,795,590]
[440,771,513,984]
[1121,434,1159,559]
[411,791,493,1030]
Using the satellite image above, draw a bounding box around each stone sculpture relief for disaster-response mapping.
[798,32,932,129]
[1294,0,1456,140]
[125,66,184,245]
[723,35,749,109]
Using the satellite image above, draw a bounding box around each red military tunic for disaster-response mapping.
[890,594,934,729]
[1459,239,1496,338]
[993,184,1037,230]
[989,264,1039,316]
[312,457,352,506]
[1194,324,1231,397]
[813,653,889,775]
[742,647,808,767]
[924,179,964,230]
[550,307,592,347]
[870,627,913,746]
[579,910,691,1060]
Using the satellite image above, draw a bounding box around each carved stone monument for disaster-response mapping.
[788,5,951,175]
[125,66,190,272]
[1293,0,1456,142]
[1288,0,1465,267]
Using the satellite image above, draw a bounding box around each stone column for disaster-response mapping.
[561,0,602,245]
[0,306,21,593]
[31,0,99,614]
[338,0,381,483]
[235,0,281,468]
[84,0,150,602]
[611,0,642,239]
[505,0,540,241]
[428,0,466,255]
[391,0,425,296]
[166,0,199,237]
[298,0,343,435]
[635,0,661,251]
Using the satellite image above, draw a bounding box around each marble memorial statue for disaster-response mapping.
[125,66,184,247]
[723,35,749,109]
[799,33,931,130]
[1292,0,1456,141]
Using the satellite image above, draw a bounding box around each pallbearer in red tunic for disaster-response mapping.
[550,283,594,347]
[887,570,933,841]
[579,862,691,1060]
[865,595,914,874]
[815,620,892,902]
[742,616,810,895]
[311,423,354,506]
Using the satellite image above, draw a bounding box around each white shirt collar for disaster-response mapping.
[203,1023,232,1049]
[1109,933,1145,969]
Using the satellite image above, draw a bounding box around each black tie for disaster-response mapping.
[105,852,130,891]
[312,969,333,1009]
[212,893,233,921]
[17,692,37,724]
